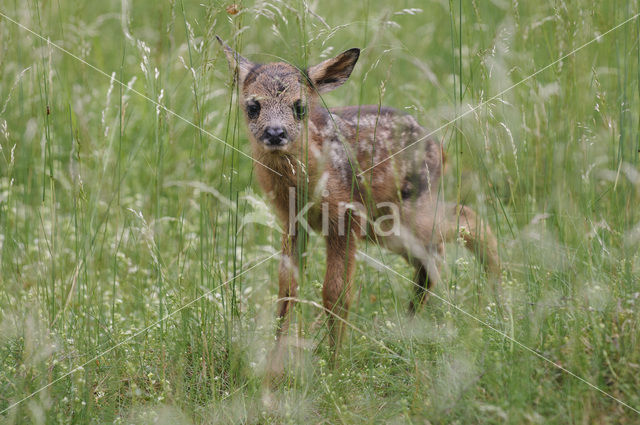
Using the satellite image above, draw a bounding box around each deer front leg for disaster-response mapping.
[267,232,302,382]
[322,231,357,360]
[275,232,300,339]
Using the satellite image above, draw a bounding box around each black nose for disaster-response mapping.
[263,126,287,146]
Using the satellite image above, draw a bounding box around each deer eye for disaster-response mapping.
[293,100,307,120]
[246,101,260,119]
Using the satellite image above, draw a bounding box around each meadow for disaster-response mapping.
[1,0,640,423]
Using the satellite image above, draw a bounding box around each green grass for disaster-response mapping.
[1,0,640,423]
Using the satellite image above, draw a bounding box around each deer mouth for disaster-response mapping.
[260,138,290,151]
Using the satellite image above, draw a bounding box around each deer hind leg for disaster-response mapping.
[389,197,445,314]
[407,242,444,314]
[443,204,500,277]
[442,203,503,306]
[322,232,357,361]
[392,199,500,314]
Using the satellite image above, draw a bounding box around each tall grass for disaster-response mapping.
[1,0,639,423]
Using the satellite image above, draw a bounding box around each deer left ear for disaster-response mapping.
[307,48,360,94]
[216,36,253,84]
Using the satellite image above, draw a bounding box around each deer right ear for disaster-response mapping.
[216,36,253,84]
[307,48,360,94]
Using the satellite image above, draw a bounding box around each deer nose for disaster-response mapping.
[263,126,288,146]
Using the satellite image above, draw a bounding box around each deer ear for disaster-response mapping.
[216,36,253,84]
[307,48,360,94]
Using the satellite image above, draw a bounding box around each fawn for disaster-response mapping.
[217,37,500,362]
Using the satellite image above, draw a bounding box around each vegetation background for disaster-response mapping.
[1,0,639,423]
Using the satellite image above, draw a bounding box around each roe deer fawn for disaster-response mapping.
[217,37,500,365]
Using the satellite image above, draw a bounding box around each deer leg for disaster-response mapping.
[407,243,443,314]
[275,233,299,338]
[322,232,357,361]
[267,233,301,380]
[444,204,500,277]
[443,204,503,306]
